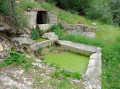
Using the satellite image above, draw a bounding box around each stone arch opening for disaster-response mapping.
[36,11,49,24]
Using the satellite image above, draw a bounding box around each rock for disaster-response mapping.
[83,78,101,89]
[0,50,10,59]
[42,32,58,40]
[0,27,5,31]
[16,28,31,35]
[85,85,93,89]
[20,34,31,38]
[72,79,80,86]
[0,50,10,64]
[0,33,15,50]
[12,37,35,46]
[0,43,3,51]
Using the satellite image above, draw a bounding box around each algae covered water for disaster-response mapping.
[45,52,89,73]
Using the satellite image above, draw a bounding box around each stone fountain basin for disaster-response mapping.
[30,39,102,89]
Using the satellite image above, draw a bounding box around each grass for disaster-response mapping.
[45,52,89,73]
[0,51,34,72]
[40,2,55,10]
[33,76,81,89]
[20,0,41,11]
[35,38,47,43]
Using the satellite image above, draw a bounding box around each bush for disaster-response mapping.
[0,51,27,66]
[0,0,28,29]
[109,0,120,26]
[85,0,113,24]
[31,28,40,40]
[0,0,10,15]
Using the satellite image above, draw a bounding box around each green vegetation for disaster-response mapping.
[38,46,43,53]
[45,52,89,73]
[46,0,120,26]
[0,51,34,71]
[31,28,40,40]
[0,0,28,29]
[0,0,120,88]
[31,27,47,40]
[20,0,40,11]
[35,38,47,43]
[33,76,81,89]
[50,24,120,88]
[41,2,55,10]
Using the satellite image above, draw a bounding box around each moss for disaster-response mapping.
[44,52,89,73]
[35,38,47,43]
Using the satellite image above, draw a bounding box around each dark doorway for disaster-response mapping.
[36,11,49,24]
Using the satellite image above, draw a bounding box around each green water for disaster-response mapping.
[35,38,47,43]
[44,52,89,73]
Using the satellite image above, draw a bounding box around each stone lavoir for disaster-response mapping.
[29,32,102,89]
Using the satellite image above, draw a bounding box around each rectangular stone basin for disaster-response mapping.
[44,52,90,73]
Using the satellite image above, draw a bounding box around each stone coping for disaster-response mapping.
[30,39,57,51]
[58,40,102,89]
[58,40,101,56]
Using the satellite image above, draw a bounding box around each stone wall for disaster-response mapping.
[57,19,98,32]
[27,11,37,28]
[38,24,53,31]
[27,9,57,29]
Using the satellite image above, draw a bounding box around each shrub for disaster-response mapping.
[31,28,40,40]
[49,24,63,31]
[109,0,120,26]
[85,0,113,24]
[0,0,10,15]
[0,0,28,29]
[0,51,27,66]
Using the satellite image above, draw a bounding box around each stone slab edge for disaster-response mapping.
[30,39,57,51]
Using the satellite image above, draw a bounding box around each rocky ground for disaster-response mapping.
[0,57,83,89]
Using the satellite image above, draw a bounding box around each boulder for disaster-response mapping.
[42,32,58,40]
[16,28,31,35]
[20,34,31,38]
[0,33,14,51]
[0,50,10,64]
[12,37,35,46]
[0,50,10,59]
[0,27,5,31]
[72,79,80,86]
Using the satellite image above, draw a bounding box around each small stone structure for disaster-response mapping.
[27,8,97,34]
[27,8,57,30]
[8,31,102,89]
[58,40,102,89]
[57,19,98,32]
[28,32,102,89]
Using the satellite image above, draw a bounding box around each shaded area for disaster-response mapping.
[45,52,89,73]
[36,11,49,24]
